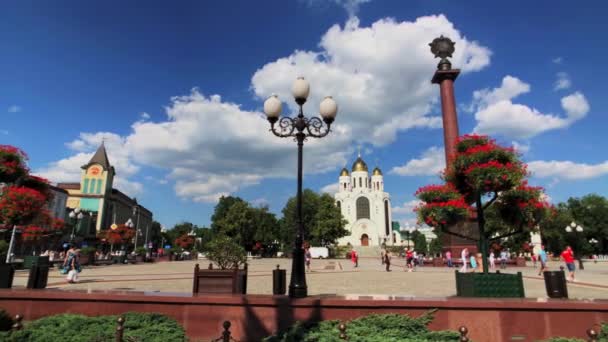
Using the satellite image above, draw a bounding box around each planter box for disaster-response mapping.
[515,257,527,267]
[455,271,525,298]
[23,256,49,269]
[432,258,444,267]
[193,263,248,294]
[0,263,15,288]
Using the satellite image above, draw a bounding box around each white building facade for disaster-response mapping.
[335,155,401,247]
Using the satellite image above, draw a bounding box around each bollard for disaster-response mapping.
[272,265,286,295]
[12,314,23,331]
[587,328,598,342]
[221,320,232,342]
[338,322,348,340]
[116,316,125,342]
[458,326,469,342]
[208,263,214,270]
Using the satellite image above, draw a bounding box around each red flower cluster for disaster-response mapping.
[463,161,517,175]
[0,186,47,225]
[418,198,470,210]
[174,235,195,249]
[414,184,456,196]
[98,224,135,245]
[22,226,50,241]
[456,134,488,144]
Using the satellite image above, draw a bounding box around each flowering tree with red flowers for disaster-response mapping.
[174,234,195,250]
[98,224,135,246]
[415,135,550,273]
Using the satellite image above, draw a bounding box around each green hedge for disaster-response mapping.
[263,310,460,342]
[0,312,185,342]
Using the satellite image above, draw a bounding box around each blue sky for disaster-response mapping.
[2,0,607,228]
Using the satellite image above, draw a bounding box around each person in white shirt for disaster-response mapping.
[489,251,496,270]
[460,248,468,272]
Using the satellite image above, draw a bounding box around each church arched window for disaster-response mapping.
[359,177,362,188]
[384,200,390,236]
[356,197,370,220]
[336,201,341,210]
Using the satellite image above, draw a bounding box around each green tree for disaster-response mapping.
[210,196,247,234]
[428,237,443,257]
[280,189,347,247]
[411,230,428,254]
[148,221,163,248]
[165,222,197,248]
[206,235,247,269]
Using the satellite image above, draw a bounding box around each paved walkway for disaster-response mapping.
[12,258,608,299]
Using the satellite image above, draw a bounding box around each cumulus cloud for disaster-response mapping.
[252,14,491,146]
[390,147,445,176]
[38,14,491,203]
[392,200,421,215]
[552,57,563,64]
[528,160,608,180]
[554,72,571,91]
[7,105,21,113]
[320,183,339,194]
[471,76,590,139]
[511,141,530,154]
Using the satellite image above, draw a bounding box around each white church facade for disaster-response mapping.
[335,155,402,247]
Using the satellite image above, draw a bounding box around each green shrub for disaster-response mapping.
[329,245,350,258]
[263,310,460,342]
[135,247,148,256]
[2,312,185,342]
[206,235,246,269]
[79,246,96,255]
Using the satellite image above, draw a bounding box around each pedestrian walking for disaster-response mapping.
[351,249,358,268]
[446,250,452,268]
[384,251,391,272]
[561,246,576,282]
[305,247,312,272]
[489,251,496,270]
[380,248,385,265]
[469,254,477,272]
[459,248,468,273]
[500,250,507,269]
[538,245,548,276]
[63,246,81,284]
[405,248,414,272]
[532,253,537,268]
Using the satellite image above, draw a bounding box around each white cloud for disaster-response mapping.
[512,141,530,154]
[554,72,571,91]
[528,160,608,180]
[251,197,270,207]
[390,146,445,176]
[552,57,563,64]
[38,14,491,203]
[252,14,491,147]
[140,112,151,120]
[320,183,339,194]
[305,0,371,18]
[7,105,21,113]
[392,200,421,215]
[471,76,590,139]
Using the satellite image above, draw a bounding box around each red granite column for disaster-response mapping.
[432,70,460,165]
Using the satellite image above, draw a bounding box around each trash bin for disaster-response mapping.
[27,264,49,289]
[0,263,15,288]
[273,265,286,295]
[543,270,568,298]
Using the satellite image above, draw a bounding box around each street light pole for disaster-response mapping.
[68,208,85,244]
[263,77,338,298]
[565,221,585,270]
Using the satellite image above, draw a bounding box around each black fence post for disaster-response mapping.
[115,316,125,342]
[459,326,469,342]
[11,314,23,331]
[221,320,232,342]
[338,322,348,340]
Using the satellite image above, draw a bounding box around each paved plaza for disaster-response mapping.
[12,257,608,299]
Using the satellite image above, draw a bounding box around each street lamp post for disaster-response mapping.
[263,77,338,298]
[565,221,585,270]
[68,208,86,244]
[126,218,135,251]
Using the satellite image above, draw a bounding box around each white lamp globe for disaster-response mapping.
[319,96,338,121]
[74,207,81,214]
[565,226,572,233]
[77,212,84,219]
[570,221,576,228]
[69,211,76,219]
[292,77,310,102]
[576,225,583,232]
[263,95,282,120]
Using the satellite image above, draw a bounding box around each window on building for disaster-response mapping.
[359,177,362,188]
[353,178,356,188]
[96,179,102,194]
[384,200,390,236]
[356,197,370,220]
[337,201,341,210]
[83,179,90,194]
[365,177,367,188]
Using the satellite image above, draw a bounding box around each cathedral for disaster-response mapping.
[334,154,401,247]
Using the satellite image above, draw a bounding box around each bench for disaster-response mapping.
[192,263,247,294]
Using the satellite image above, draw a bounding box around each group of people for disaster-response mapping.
[379,248,423,272]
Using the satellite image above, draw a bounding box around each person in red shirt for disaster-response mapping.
[405,248,414,272]
[561,246,576,282]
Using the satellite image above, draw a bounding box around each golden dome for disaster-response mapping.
[372,167,382,176]
[351,157,368,172]
[340,168,349,176]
